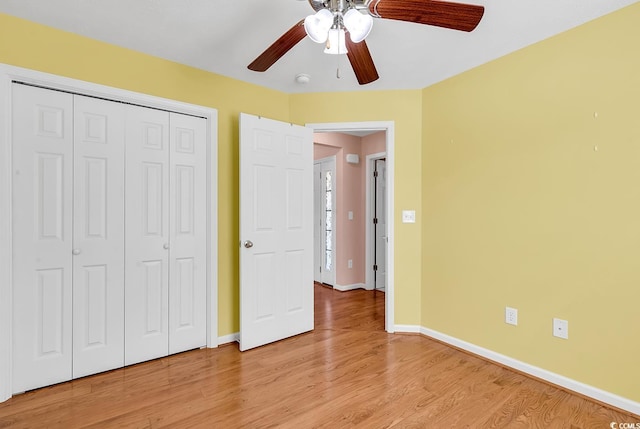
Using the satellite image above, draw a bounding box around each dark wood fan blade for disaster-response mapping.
[346,38,379,85]
[368,0,484,32]
[248,20,307,72]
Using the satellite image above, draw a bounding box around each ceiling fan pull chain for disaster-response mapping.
[336,54,341,79]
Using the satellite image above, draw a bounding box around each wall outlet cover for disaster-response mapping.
[553,318,569,339]
[505,307,518,326]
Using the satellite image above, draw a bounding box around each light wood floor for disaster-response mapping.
[0,284,637,428]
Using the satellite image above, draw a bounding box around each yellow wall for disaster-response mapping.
[421,2,640,401]
[291,91,423,324]
[0,13,291,336]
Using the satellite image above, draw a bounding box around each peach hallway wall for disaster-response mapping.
[314,133,365,288]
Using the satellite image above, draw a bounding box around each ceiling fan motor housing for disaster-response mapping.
[308,0,369,13]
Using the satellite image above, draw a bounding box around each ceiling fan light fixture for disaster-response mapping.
[304,9,334,43]
[343,9,373,43]
[324,28,348,55]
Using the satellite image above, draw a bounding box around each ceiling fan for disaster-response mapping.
[248,0,485,85]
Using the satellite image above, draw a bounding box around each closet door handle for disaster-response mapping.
[243,240,254,249]
[163,243,170,250]
[72,249,81,255]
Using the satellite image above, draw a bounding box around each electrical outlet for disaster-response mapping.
[348,259,353,269]
[505,307,518,326]
[553,318,569,339]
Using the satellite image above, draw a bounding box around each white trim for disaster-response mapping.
[0,66,12,403]
[420,327,640,416]
[0,63,219,402]
[365,152,386,292]
[207,111,219,350]
[218,333,240,345]
[307,121,395,334]
[333,283,367,292]
[394,324,422,334]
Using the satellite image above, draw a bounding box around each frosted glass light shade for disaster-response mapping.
[304,9,334,43]
[324,28,348,55]
[343,9,373,43]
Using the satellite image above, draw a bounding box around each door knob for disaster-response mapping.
[243,240,254,249]
[72,249,81,255]
[163,243,170,250]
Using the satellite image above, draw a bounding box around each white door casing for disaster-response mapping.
[72,95,125,378]
[11,84,74,393]
[239,113,314,351]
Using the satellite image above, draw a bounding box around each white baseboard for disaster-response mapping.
[394,324,421,333]
[420,327,640,417]
[218,332,239,345]
[334,283,366,292]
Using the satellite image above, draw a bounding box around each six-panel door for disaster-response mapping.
[12,84,207,392]
[12,84,74,393]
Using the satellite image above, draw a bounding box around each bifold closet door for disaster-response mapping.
[72,95,125,378]
[12,84,74,393]
[124,105,170,366]
[168,113,207,354]
[125,107,207,365]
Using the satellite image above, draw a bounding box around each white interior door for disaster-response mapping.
[124,105,170,365]
[239,113,313,351]
[374,159,387,291]
[168,113,207,354]
[313,163,322,283]
[72,95,125,378]
[313,158,336,286]
[12,84,74,392]
[319,160,336,286]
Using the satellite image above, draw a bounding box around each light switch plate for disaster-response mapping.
[402,210,416,223]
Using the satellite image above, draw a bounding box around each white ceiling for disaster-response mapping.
[0,0,636,94]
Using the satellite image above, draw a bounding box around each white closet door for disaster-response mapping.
[168,113,207,354]
[12,84,74,392]
[72,95,125,378]
[125,105,170,365]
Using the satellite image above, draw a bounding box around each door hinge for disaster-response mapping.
[374,170,379,177]
[373,264,378,271]
[373,218,378,224]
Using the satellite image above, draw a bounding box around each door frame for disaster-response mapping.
[0,63,219,402]
[314,156,337,287]
[306,122,395,334]
[365,152,387,292]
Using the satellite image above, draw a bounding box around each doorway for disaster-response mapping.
[308,121,395,333]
